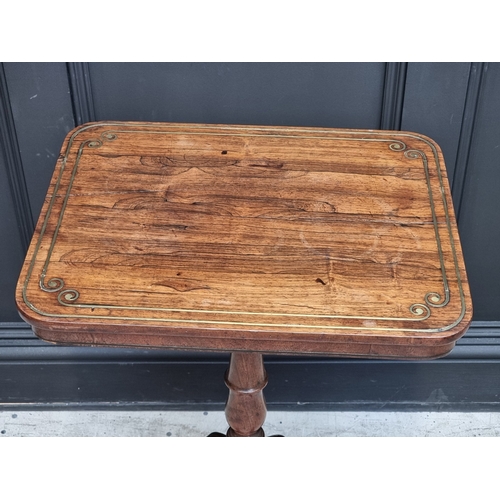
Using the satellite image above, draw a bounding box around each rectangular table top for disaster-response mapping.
[16,121,472,359]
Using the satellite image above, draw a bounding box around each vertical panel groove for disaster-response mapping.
[380,62,408,130]
[67,62,96,125]
[453,62,487,223]
[0,63,34,249]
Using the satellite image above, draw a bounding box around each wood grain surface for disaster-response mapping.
[16,122,473,358]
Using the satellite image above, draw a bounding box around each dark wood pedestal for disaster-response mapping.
[209,352,270,437]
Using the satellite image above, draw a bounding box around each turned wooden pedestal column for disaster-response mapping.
[224,352,268,437]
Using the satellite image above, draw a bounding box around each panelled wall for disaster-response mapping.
[1,63,499,410]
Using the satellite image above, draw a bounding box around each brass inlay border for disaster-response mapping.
[22,123,467,333]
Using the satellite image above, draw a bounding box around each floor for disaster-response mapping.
[2,410,500,437]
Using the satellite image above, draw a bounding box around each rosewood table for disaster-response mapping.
[16,121,472,436]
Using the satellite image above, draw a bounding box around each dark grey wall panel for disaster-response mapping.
[0,64,33,247]
[67,62,96,125]
[0,155,27,321]
[0,64,32,321]
[380,62,407,130]
[457,63,500,321]
[89,63,386,128]
[4,63,75,220]
[401,62,470,187]
[2,62,500,410]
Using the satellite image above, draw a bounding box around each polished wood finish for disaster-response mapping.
[16,121,472,359]
[224,352,267,437]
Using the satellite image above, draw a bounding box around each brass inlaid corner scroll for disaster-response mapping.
[38,132,117,305]
[23,123,466,333]
[391,145,451,322]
